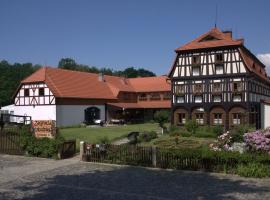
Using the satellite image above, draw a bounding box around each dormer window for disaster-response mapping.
[192,55,200,66]
[215,53,223,63]
[192,66,200,76]
[24,89,29,97]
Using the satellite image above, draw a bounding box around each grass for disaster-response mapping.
[60,123,162,150]
[142,135,215,149]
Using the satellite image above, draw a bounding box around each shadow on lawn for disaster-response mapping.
[2,165,270,200]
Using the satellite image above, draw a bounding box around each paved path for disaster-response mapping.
[0,154,270,200]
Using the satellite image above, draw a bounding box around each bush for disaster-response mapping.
[98,136,110,144]
[231,124,255,142]
[185,119,198,135]
[138,131,158,142]
[244,128,270,154]
[237,163,270,178]
[195,126,217,138]
[212,125,224,136]
[20,130,65,158]
[154,110,170,131]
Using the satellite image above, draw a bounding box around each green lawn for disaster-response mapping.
[60,123,162,149]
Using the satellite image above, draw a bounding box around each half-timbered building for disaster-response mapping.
[169,28,270,129]
[3,67,170,126]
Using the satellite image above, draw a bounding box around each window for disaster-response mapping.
[178,113,186,125]
[213,95,221,102]
[192,55,200,65]
[215,53,223,63]
[233,82,242,93]
[232,113,241,125]
[233,95,242,102]
[194,84,202,94]
[139,93,147,101]
[192,66,200,76]
[175,85,185,94]
[176,96,184,103]
[215,64,224,74]
[163,92,171,100]
[213,113,222,125]
[195,113,204,125]
[213,83,221,93]
[24,89,29,97]
[194,95,202,103]
[39,88,44,96]
[150,93,161,100]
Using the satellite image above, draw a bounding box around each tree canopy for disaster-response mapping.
[58,58,156,78]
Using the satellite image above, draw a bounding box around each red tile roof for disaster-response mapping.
[21,67,170,99]
[175,28,243,52]
[128,76,170,92]
[170,28,270,83]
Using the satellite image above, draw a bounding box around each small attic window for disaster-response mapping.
[192,55,200,65]
[199,35,219,42]
[252,63,256,69]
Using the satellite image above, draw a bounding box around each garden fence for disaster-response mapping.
[80,142,266,172]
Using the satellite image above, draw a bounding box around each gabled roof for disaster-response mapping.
[20,67,170,100]
[175,28,243,52]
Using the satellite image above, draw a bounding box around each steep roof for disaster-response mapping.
[20,67,170,99]
[170,28,270,83]
[175,28,243,52]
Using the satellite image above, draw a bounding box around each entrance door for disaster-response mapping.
[85,107,100,124]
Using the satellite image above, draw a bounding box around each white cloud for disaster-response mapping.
[257,53,270,74]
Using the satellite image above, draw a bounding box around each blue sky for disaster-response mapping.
[1,0,270,75]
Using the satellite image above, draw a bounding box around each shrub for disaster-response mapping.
[185,119,198,135]
[195,126,217,138]
[231,124,255,142]
[154,110,169,134]
[209,131,232,151]
[236,163,270,178]
[20,130,65,158]
[180,131,192,137]
[212,125,224,136]
[244,128,270,154]
[98,136,110,144]
[138,131,158,142]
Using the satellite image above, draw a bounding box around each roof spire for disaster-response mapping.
[214,4,218,28]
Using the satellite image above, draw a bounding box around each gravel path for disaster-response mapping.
[0,154,270,200]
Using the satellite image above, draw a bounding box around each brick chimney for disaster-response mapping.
[222,30,232,39]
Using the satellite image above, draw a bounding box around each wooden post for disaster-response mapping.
[152,146,157,167]
[80,141,85,161]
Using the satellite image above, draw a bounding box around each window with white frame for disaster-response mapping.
[176,96,184,103]
[232,113,241,125]
[192,66,200,76]
[213,113,222,125]
[233,95,242,102]
[215,64,224,74]
[194,95,202,103]
[195,113,204,125]
[178,113,186,124]
[213,95,221,102]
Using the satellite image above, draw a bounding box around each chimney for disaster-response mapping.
[222,30,232,38]
[98,73,104,82]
